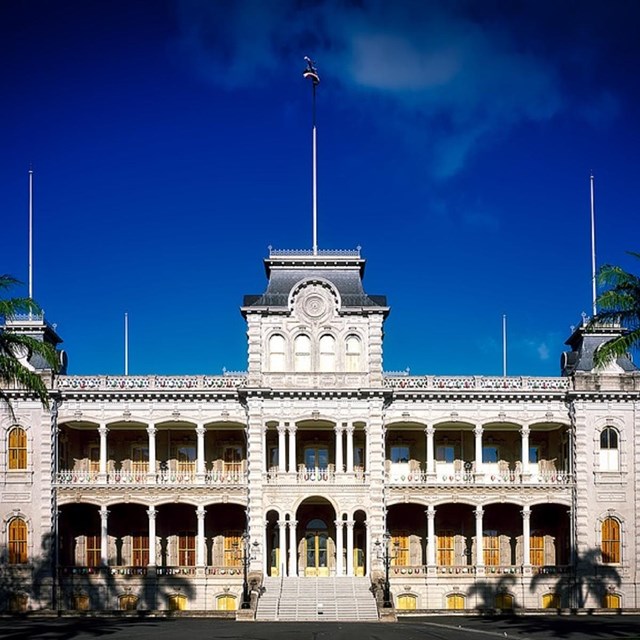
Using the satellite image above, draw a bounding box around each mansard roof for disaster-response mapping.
[242,248,388,313]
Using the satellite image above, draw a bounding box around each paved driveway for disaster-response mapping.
[1,615,639,640]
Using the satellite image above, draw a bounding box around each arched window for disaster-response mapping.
[396,594,417,610]
[8,427,27,470]
[294,335,311,372]
[217,594,237,610]
[446,594,465,610]
[119,594,138,611]
[268,334,286,372]
[73,594,90,611]
[168,594,187,611]
[8,518,28,564]
[495,593,514,609]
[601,517,621,563]
[542,593,560,609]
[599,427,619,471]
[603,593,622,609]
[319,334,336,372]
[345,335,361,372]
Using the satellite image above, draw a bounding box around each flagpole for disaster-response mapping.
[28,166,34,301]
[590,172,597,317]
[124,312,129,376]
[502,314,507,377]
[304,57,320,255]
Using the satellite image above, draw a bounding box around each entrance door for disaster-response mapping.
[304,519,329,576]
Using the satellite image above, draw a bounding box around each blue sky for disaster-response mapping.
[2,0,640,377]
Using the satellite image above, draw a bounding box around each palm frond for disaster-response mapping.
[0,354,51,407]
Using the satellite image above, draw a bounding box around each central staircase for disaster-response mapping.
[255,576,379,621]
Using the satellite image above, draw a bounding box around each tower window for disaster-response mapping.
[8,427,27,470]
[599,427,619,471]
[345,335,361,372]
[319,334,336,372]
[268,334,286,372]
[294,335,311,372]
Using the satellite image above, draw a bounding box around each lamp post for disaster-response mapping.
[374,531,398,608]
[238,531,259,609]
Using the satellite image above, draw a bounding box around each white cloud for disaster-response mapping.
[172,0,615,178]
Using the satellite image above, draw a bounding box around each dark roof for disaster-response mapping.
[242,251,388,312]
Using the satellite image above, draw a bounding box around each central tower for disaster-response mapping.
[242,248,389,389]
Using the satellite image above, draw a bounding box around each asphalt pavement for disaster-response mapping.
[1,614,639,640]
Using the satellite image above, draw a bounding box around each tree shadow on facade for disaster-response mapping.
[466,573,518,612]
[1,532,196,614]
[530,548,621,610]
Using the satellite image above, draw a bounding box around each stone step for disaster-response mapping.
[256,576,378,622]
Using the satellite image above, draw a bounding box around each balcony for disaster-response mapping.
[55,461,247,487]
[265,466,367,485]
[385,460,572,486]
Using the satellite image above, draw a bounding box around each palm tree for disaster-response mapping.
[0,274,59,407]
[591,252,640,368]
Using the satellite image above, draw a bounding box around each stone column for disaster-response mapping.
[346,426,355,474]
[147,506,157,566]
[520,427,530,478]
[364,427,369,473]
[335,425,344,472]
[425,426,435,477]
[522,506,531,568]
[346,520,355,576]
[99,506,109,566]
[287,426,297,474]
[335,520,344,576]
[475,506,484,568]
[196,425,206,480]
[278,425,287,473]
[278,520,287,577]
[98,424,108,480]
[147,424,157,478]
[196,506,206,566]
[365,520,371,577]
[262,426,268,473]
[474,426,484,478]
[426,506,436,566]
[288,520,297,576]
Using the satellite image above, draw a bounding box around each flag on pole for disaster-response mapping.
[303,56,320,85]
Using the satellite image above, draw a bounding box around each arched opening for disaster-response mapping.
[296,498,336,577]
[294,335,312,372]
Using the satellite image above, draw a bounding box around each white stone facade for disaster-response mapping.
[1,248,638,613]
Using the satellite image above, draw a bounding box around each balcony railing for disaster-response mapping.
[56,374,247,391]
[55,468,247,486]
[385,464,572,486]
[383,374,570,391]
[265,466,367,484]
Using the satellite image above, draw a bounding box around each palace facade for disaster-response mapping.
[1,247,639,615]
